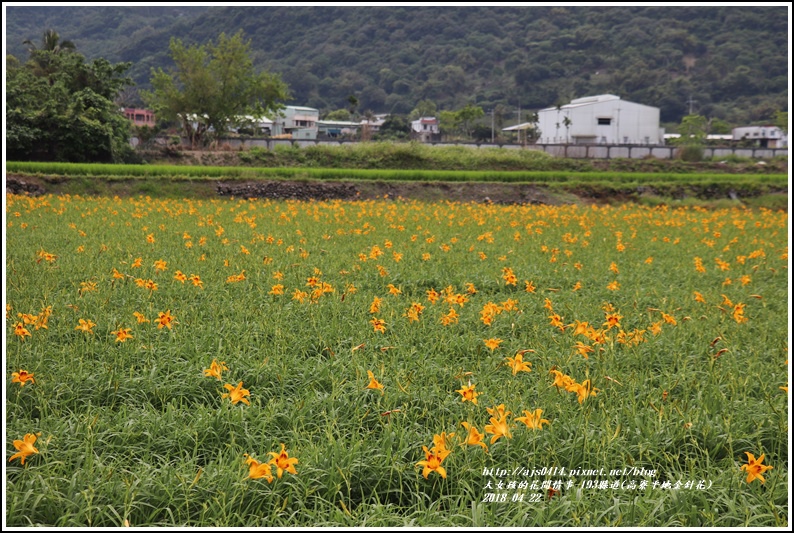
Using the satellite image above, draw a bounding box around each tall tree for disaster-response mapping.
[677,114,708,145]
[409,99,437,121]
[375,114,410,141]
[23,28,77,78]
[143,31,290,148]
[347,94,360,117]
[773,110,788,134]
[23,28,76,54]
[455,104,485,139]
[6,39,134,162]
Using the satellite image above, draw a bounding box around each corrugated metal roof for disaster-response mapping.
[317,120,361,127]
[502,122,535,131]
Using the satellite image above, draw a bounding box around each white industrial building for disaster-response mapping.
[537,94,663,145]
[732,126,787,148]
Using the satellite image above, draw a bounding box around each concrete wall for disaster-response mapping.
[138,136,788,160]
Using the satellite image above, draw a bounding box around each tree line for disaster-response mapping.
[6,24,788,162]
[5,6,788,126]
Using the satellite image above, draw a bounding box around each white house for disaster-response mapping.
[537,94,663,145]
[411,116,440,142]
[732,126,787,148]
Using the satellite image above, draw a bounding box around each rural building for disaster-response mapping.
[537,94,663,145]
[361,114,388,133]
[732,126,787,148]
[359,114,389,140]
[664,133,733,144]
[317,120,360,138]
[502,122,538,144]
[271,106,320,140]
[229,115,274,136]
[123,108,156,127]
[411,116,440,142]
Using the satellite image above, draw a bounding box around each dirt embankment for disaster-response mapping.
[214,179,570,204]
[5,172,787,209]
[6,173,573,204]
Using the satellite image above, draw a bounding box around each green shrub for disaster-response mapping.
[677,145,704,162]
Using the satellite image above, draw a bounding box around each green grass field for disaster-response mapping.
[5,194,789,526]
[6,160,788,185]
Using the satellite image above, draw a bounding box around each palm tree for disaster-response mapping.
[347,95,359,117]
[23,29,77,80]
[23,29,76,54]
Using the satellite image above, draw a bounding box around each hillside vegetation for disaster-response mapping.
[5,6,788,126]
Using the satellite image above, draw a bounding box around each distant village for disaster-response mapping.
[124,93,788,149]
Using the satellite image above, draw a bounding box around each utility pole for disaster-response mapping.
[491,109,495,144]
[687,95,697,115]
[517,104,522,145]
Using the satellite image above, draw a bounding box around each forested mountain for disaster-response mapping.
[5,5,789,126]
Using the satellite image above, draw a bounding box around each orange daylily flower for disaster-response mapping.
[732,303,748,324]
[456,383,480,404]
[572,379,600,404]
[515,408,550,430]
[222,382,251,405]
[603,312,622,330]
[244,454,274,482]
[370,317,386,333]
[573,342,594,359]
[365,370,384,392]
[8,433,40,465]
[14,322,32,340]
[440,307,459,326]
[203,360,229,380]
[416,444,450,479]
[550,369,574,390]
[484,404,512,444]
[740,452,773,484]
[504,353,532,375]
[461,422,488,452]
[155,310,176,329]
[483,338,502,351]
[387,284,402,296]
[693,291,706,304]
[11,370,35,387]
[75,318,96,334]
[112,327,133,343]
[268,444,299,478]
[433,432,456,454]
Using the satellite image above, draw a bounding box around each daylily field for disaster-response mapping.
[5,192,789,526]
